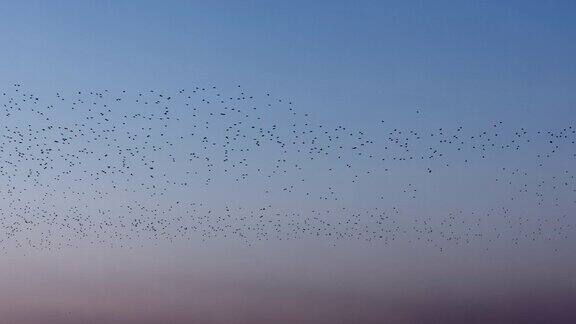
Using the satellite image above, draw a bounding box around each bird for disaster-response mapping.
[0,83,573,253]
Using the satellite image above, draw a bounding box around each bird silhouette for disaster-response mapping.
[0,83,573,253]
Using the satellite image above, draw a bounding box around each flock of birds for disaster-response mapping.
[0,83,574,252]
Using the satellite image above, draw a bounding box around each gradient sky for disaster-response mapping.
[1,1,576,323]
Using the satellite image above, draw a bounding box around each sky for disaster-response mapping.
[0,1,576,323]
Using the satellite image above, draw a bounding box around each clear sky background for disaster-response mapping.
[1,1,576,323]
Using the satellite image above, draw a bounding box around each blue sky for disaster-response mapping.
[2,1,575,125]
